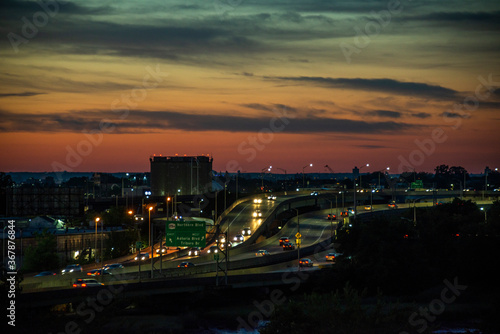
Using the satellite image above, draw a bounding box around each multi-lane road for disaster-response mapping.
[21,193,494,291]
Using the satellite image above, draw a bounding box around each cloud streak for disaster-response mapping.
[0,108,421,135]
[0,91,45,98]
[267,76,460,100]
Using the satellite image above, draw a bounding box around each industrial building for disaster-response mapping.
[150,155,213,196]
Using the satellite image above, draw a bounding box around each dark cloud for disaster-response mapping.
[407,11,500,30]
[365,110,402,118]
[268,76,459,100]
[355,144,388,149]
[440,111,470,119]
[0,91,45,98]
[411,112,432,119]
[0,0,111,20]
[0,108,421,135]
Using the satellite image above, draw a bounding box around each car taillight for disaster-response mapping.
[72,284,77,287]
[87,272,91,275]
[82,283,87,287]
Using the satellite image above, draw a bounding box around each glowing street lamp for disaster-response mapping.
[378,167,390,189]
[166,197,171,218]
[302,163,313,188]
[94,217,100,263]
[358,163,370,189]
[148,206,153,248]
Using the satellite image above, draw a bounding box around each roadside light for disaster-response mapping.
[128,210,133,215]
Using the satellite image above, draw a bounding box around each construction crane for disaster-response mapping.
[324,165,334,173]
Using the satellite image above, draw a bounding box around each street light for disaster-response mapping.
[293,208,300,271]
[261,166,272,192]
[480,207,487,223]
[358,163,370,189]
[100,217,104,264]
[166,197,171,218]
[302,163,313,188]
[378,167,390,189]
[148,206,153,249]
[94,217,100,263]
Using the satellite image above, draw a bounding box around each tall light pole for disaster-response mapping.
[302,163,313,188]
[293,208,300,271]
[94,217,100,263]
[261,166,272,192]
[480,207,487,223]
[370,186,374,211]
[148,206,153,248]
[166,196,171,218]
[100,217,104,265]
[339,188,345,212]
[378,167,390,189]
[358,163,370,190]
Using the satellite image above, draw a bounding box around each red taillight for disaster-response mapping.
[82,283,87,287]
[87,272,92,275]
[72,284,77,287]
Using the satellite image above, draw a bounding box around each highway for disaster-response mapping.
[20,193,495,292]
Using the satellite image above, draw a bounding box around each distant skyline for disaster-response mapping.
[1,0,499,174]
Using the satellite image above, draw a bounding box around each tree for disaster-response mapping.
[23,229,59,272]
[260,284,416,334]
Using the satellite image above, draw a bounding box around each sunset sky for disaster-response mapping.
[1,0,499,175]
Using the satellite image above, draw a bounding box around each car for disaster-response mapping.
[72,278,104,288]
[282,242,295,250]
[233,234,244,242]
[178,262,195,268]
[279,237,290,246]
[134,253,150,261]
[267,195,277,200]
[255,250,270,256]
[347,208,355,214]
[310,191,319,196]
[364,205,372,211]
[34,271,57,277]
[299,258,313,267]
[188,247,201,256]
[134,215,144,221]
[253,198,262,204]
[253,210,262,218]
[220,241,232,249]
[156,246,168,254]
[242,227,252,236]
[61,264,83,275]
[340,211,348,217]
[327,213,337,220]
[207,245,218,254]
[325,253,337,261]
[87,269,111,276]
[388,203,398,209]
[103,263,124,271]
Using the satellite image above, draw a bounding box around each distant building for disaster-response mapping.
[7,187,84,216]
[150,155,213,196]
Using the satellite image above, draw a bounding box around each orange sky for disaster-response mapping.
[1,0,499,174]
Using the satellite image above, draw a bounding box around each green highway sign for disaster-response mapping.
[165,220,206,247]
